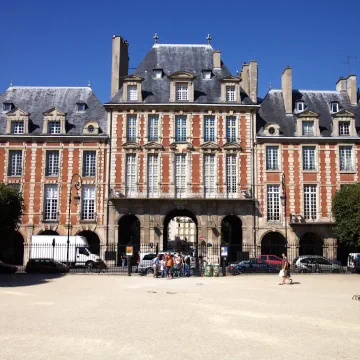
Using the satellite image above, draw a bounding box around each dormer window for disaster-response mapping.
[76,103,86,112]
[48,121,61,134]
[339,121,350,136]
[202,70,212,79]
[3,102,12,112]
[11,121,24,134]
[127,85,138,101]
[302,121,314,136]
[153,69,163,79]
[175,83,188,101]
[330,102,339,114]
[226,86,236,102]
[296,101,304,112]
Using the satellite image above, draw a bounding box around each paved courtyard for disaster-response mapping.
[1,274,360,360]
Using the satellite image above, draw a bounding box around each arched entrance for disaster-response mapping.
[38,230,59,236]
[221,215,243,263]
[78,231,100,255]
[261,232,286,257]
[299,233,323,256]
[118,214,140,265]
[0,231,24,265]
[163,209,198,253]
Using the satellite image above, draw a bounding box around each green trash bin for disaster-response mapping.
[205,264,213,277]
[213,264,220,277]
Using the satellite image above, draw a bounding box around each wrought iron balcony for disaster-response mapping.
[289,212,335,225]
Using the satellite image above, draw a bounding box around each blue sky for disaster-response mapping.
[1,0,359,102]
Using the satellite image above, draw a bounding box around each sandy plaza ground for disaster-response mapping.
[1,274,360,360]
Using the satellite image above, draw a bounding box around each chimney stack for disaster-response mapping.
[336,77,347,92]
[249,61,258,103]
[241,63,250,97]
[213,50,221,70]
[347,75,357,105]
[282,66,292,114]
[111,35,129,99]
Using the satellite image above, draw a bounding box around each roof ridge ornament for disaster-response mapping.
[206,34,212,45]
[153,33,159,44]
[88,80,91,87]
[10,80,13,87]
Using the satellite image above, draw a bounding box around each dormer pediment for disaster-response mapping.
[223,142,242,151]
[6,108,30,117]
[295,109,320,118]
[143,141,164,150]
[200,141,220,151]
[43,107,66,117]
[122,74,144,82]
[168,71,196,80]
[123,142,141,151]
[332,109,355,117]
[221,75,241,83]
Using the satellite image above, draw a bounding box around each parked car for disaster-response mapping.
[293,255,344,273]
[230,258,280,275]
[25,259,70,273]
[0,260,18,274]
[258,255,283,266]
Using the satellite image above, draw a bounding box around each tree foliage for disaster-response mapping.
[0,183,25,237]
[332,184,360,247]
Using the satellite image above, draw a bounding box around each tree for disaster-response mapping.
[332,184,360,248]
[0,183,25,238]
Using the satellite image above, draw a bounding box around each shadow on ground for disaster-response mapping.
[0,273,65,287]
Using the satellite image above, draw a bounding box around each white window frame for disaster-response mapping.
[302,146,316,171]
[339,121,350,136]
[296,102,304,112]
[175,154,187,196]
[204,154,216,198]
[127,85,138,101]
[126,154,137,196]
[48,121,61,135]
[175,115,187,142]
[3,103,12,112]
[11,121,24,134]
[76,103,86,112]
[8,150,22,176]
[44,184,58,221]
[302,121,314,136]
[267,185,280,222]
[226,154,237,195]
[81,185,96,220]
[83,151,96,177]
[147,154,159,197]
[266,146,279,171]
[204,115,216,142]
[153,69,162,79]
[226,116,237,142]
[148,115,159,142]
[226,86,236,102]
[304,184,317,220]
[339,146,353,171]
[46,151,59,177]
[203,71,212,80]
[331,102,339,114]
[175,83,188,101]
[127,115,137,142]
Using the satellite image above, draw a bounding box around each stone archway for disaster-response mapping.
[38,230,59,236]
[299,232,324,256]
[118,214,141,265]
[261,232,286,258]
[0,231,24,265]
[221,215,243,263]
[77,231,101,255]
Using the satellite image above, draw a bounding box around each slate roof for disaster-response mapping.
[258,89,360,137]
[0,87,107,136]
[109,44,253,105]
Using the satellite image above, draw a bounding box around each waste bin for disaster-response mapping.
[213,264,220,277]
[205,264,213,277]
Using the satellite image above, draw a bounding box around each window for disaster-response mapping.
[331,102,339,113]
[126,154,137,195]
[204,154,216,197]
[267,185,280,221]
[226,86,236,102]
[226,116,237,142]
[203,71,212,79]
[76,103,86,112]
[83,151,96,177]
[175,115,187,142]
[175,154,187,195]
[11,121,24,134]
[304,185,317,220]
[302,121,314,136]
[268,127,276,135]
[88,125,95,133]
[226,155,237,194]
[204,115,215,142]
[302,146,316,171]
[296,102,304,112]
[3,103,12,112]
[175,83,188,101]
[266,146,279,171]
[82,185,95,220]
[340,146,353,171]
[153,69,162,79]
[339,121,350,136]
[148,115,159,142]
[127,115,137,142]
[44,185,58,221]
[8,150,22,176]
[48,121,61,135]
[147,154,159,196]
[127,85,138,101]
[46,151,59,176]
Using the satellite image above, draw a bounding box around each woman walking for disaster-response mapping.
[279,253,293,285]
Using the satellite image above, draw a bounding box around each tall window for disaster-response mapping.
[127,115,137,142]
[340,146,353,171]
[175,154,187,196]
[48,121,61,134]
[204,154,216,197]
[175,115,187,142]
[266,146,279,170]
[46,151,59,176]
[147,154,159,197]
[226,86,236,102]
[44,185,58,220]
[302,121,314,136]
[8,150,22,176]
[127,85,138,101]
[226,116,237,142]
[339,121,350,136]
[331,102,339,113]
[175,83,188,101]
[11,121,24,134]
[148,115,159,142]
[267,185,280,222]
[82,185,95,220]
[126,154,137,195]
[296,102,304,112]
[226,155,237,194]
[303,146,316,170]
[304,185,317,220]
[83,151,96,177]
[204,115,215,142]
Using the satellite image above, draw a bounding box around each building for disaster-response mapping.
[168,217,196,243]
[0,86,107,264]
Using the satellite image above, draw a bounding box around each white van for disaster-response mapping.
[30,235,104,268]
[347,253,360,273]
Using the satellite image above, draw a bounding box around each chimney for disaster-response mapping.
[213,50,221,70]
[249,61,258,103]
[241,63,250,96]
[336,77,346,92]
[347,75,357,105]
[111,35,129,99]
[282,66,292,114]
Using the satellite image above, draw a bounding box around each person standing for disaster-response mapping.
[152,255,159,278]
[185,255,191,277]
[121,253,126,269]
[165,252,173,279]
[279,253,293,285]
[160,255,166,278]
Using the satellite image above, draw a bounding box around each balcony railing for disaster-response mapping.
[289,212,335,224]
[109,184,253,200]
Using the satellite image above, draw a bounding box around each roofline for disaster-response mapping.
[0,135,108,141]
[5,86,92,90]
[256,136,360,141]
[104,103,260,108]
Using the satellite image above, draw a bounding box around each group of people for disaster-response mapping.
[152,252,192,279]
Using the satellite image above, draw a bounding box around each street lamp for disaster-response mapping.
[280,173,288,251]
[67,173,82,266]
